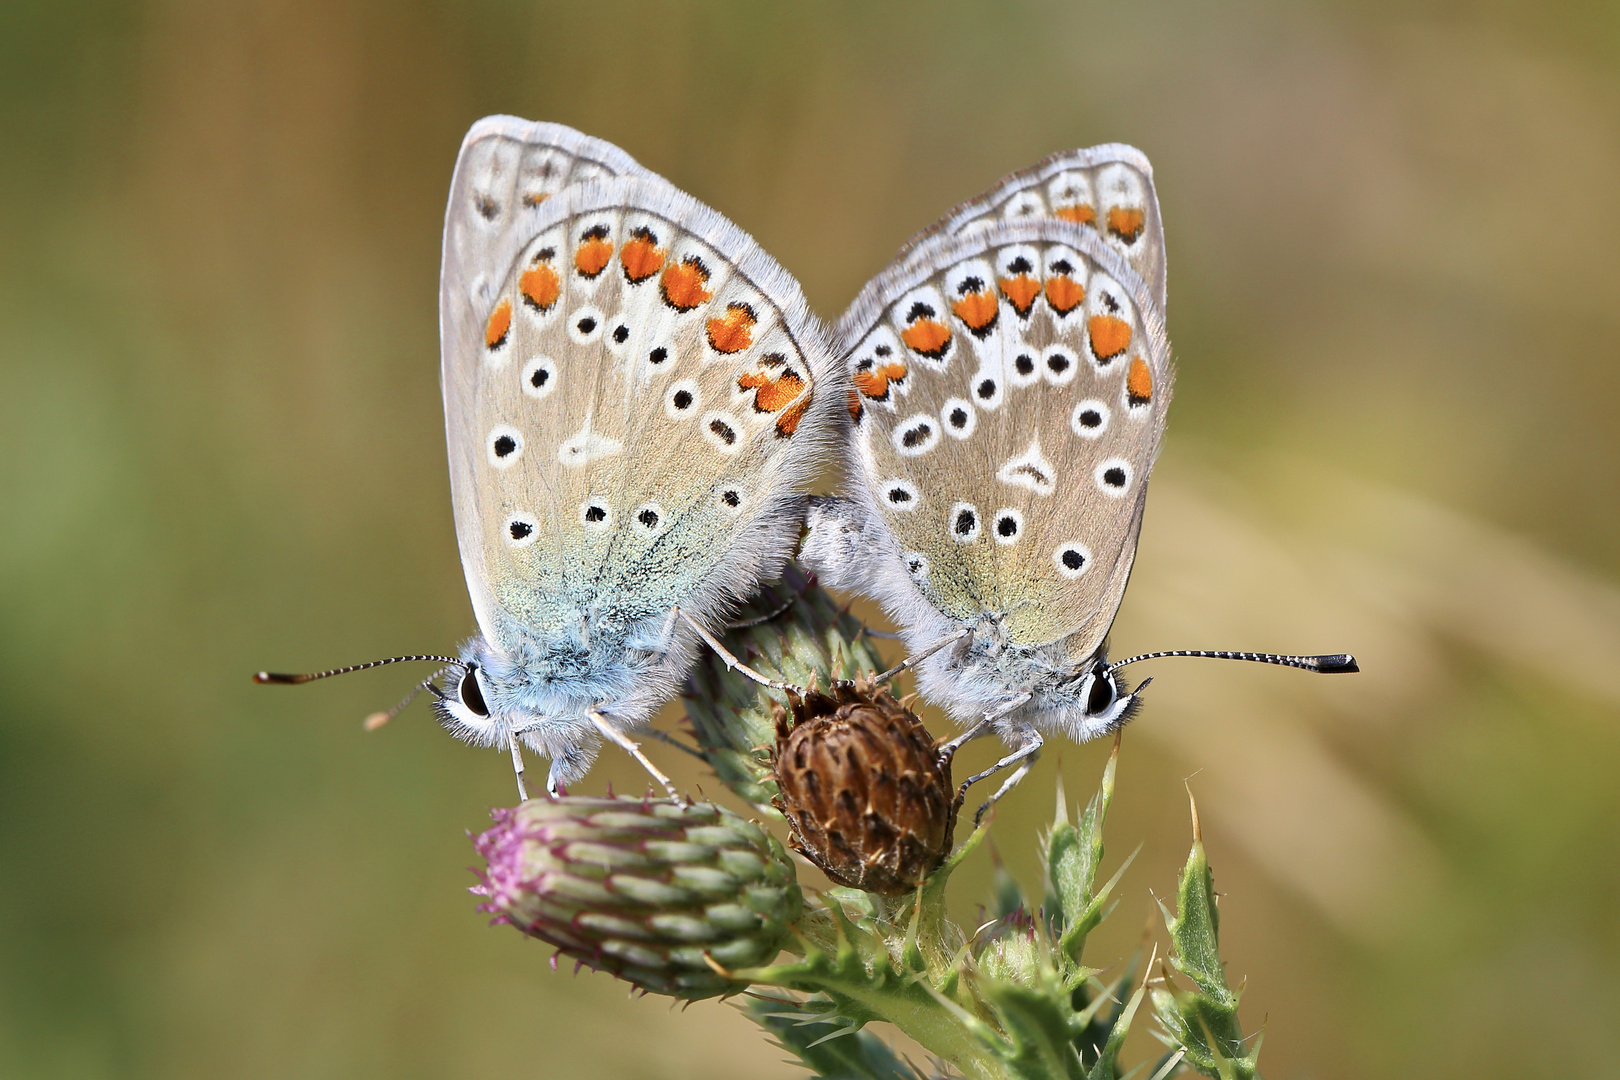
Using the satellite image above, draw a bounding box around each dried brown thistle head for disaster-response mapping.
[771,674,960,896]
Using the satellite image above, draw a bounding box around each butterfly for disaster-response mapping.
[801,145,1356,811]
[258,117,842,800]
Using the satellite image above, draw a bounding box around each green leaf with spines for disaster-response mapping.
[1149,792,1261,1080]
[742,995,923,1080]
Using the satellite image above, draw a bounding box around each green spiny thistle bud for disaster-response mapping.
[772,675,960,896]
[472,796,803,1000]
[683,563,886,811]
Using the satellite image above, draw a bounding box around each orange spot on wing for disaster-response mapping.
[574,237,613,277]
[1088,314,1132,361]
[620,229,665,282]
[847,387,864,422]
[521,191,550,207]
[852,362,907,400]
[519,262,560,311]
[901,319,951,358]
[707,302,757,354]
[485,299,512,349]
[1055,204,1096,226]
[998,274,1040,315]
[774,391,811,437]
[1107,206,1145,243]
[951,289,998,331]
[1045,275,1084,314]
[1127,357,1153,404]
[738,369,806,413]
[661,258,712,311]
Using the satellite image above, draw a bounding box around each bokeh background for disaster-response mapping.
[4,1,1619,1077]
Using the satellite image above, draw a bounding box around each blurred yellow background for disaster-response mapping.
[3,1,1618,1077]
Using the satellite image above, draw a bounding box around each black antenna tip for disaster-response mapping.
[254,671,301,684]
[1313,654,1359,673]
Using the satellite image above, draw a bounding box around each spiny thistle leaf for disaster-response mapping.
[1149,792,1261,1080]
[742,994,925,1080]
[1048,737,1120,964]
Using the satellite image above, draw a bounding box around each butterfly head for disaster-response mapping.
[1059,656,1146,741]
[434,653,501,746]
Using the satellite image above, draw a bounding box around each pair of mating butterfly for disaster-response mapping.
[258,116,1355,810]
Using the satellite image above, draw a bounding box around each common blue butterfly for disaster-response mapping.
[259,117,842,799]
[802,146,1356,812]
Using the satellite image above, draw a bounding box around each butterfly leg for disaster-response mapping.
[677,609,799,693]
[588,710,681,800]
[508,738,531,802]
[940,691,1032,759]
[967,736,1043,826]
[872,627,973,686]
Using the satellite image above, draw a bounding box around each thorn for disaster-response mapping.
[1185,781,1202,843]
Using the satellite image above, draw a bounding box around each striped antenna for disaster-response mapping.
[253,655,464,685]
[1107,650,1359,674]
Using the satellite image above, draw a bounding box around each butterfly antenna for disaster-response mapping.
[253,654,464,685]
[363,666,456,731]
[1107,650,1359,674]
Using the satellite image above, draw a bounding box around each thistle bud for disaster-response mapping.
[472,796,803,1000]
[772,675,960,896]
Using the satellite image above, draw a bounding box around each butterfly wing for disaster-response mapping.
[897,145,1166,314]
[834,214,1171,674]
[441,125,837,663]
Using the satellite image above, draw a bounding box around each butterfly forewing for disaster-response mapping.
[443,170,833,651]
[842,219,1171,666]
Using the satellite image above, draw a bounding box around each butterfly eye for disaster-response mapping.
[459,667,490,718]
[1086,668,1116,715]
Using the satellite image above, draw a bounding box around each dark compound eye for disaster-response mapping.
[1086,670,1115,714]
[649,346,668,364]
[976,379,996,400]
[458,667,490,717]
[1079,409,1102,428]
[1015,354,1035,375]
[612,324,630,343]
[492,434,517,457]
[530,368,549,388]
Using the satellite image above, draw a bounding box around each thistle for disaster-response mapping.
[471,795,802,1000]
[471,567,1272,1078]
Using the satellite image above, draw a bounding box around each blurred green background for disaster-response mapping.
[4,1,1619,1077]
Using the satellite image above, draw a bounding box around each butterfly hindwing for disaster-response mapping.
[839,217,1172,669]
